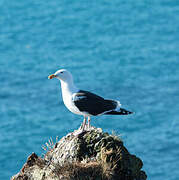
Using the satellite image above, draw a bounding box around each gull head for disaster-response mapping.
[48,69,73,82]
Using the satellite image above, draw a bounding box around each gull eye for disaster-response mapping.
[60,71,63,73]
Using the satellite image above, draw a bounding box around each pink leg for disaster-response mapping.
[82,116,87,132]
[87,116,91,129]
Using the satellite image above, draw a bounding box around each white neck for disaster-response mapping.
[60,80,79,95]
[58,78,82,115]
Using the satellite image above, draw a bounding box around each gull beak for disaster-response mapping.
[48,74,57,79]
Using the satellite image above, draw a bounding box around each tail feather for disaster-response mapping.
[104,108,133,115]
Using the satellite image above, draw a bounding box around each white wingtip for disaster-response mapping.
[115,100,121,111]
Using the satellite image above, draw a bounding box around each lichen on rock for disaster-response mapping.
[11,127,147,180]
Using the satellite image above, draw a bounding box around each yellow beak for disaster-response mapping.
[48,74,57,79]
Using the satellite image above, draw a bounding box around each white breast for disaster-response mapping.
[61,84,83,115]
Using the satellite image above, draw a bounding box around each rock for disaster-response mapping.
[11,126,147,180]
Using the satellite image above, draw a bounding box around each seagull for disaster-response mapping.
[48,69,133,132]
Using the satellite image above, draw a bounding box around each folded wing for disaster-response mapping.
[72,90,117,116]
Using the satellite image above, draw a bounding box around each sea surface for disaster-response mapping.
[0,0,179,179]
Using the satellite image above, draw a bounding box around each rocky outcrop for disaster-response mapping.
[11,127,147,180]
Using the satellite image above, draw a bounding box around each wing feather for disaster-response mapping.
[72,90,117,116]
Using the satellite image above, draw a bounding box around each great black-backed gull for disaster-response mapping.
[48,69,133,132]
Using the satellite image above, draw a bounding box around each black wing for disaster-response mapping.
[73,90,117,116]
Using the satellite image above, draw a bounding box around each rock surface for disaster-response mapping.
[11,127,147,180]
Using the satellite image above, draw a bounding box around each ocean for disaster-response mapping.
[0,0,179,179]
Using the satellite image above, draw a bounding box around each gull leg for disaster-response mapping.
[80,118,83,129]
[82,116,87,132]
[80,116,86,129]
[73,116,87,136]
[87,116,91,130]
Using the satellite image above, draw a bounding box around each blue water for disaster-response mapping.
[0,0,179,179]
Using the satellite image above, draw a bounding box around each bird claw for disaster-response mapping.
[73,129,87,136]
[79,122,92,132]
[73,123,95,136]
